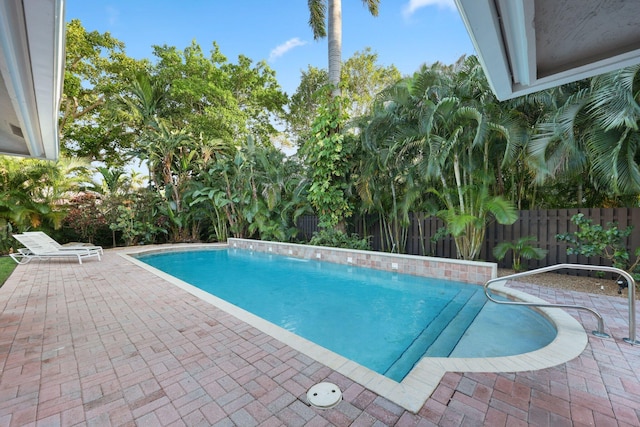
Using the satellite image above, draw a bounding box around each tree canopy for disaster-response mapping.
[3,16,636,257]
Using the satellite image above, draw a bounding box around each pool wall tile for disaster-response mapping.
[227,238,497,285]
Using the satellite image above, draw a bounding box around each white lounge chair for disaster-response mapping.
[10,234,101,264]
[23,231,104,255]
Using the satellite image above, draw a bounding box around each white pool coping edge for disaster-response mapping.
[120,244,588,413]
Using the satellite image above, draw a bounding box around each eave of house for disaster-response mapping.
[455,0,640,100]
[0,0,65,160]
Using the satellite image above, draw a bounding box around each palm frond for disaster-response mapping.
[362,0,379,16]
[490,117,522,167]
[587,128,640,194]
[530,89,590,179]
[308,0,327,39]
[587,66,640,131]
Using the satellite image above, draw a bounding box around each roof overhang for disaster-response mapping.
[0,0,65,160]
[455,0,640,100]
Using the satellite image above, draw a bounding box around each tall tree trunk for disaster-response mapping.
[328,0,342,97]
[453,153,465,213]
[416,213,426,255]
[390,177,399,253]
[577,182,583,207]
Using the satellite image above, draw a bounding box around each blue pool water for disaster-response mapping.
[138,248,556,381]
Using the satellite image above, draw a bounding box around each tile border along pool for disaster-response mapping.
[122,240,588,413]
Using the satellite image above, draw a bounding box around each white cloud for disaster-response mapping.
[402,0,457,19]
[106,6,120,26]
[269,38,307,62]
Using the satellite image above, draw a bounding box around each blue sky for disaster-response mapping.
[66,0,476,95]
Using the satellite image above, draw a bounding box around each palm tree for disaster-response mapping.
[307,0,380,97]
[93,166,130,247]
[356,79,417,252]
[419,59,518,260]
[363,57,518,260]
[248,145,310,241]
[95,167,126,195]
[582,66,640,195]
[532,65,640,199]
[120,71,168,130]
[492,236,548,271]
[0,157,87,251]
[125,120,198,242]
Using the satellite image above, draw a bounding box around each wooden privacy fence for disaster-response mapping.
[296,208,640,273]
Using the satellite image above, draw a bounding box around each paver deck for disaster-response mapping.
[0,247,639,426]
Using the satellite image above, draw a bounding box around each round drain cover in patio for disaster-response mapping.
[306,382,342,409]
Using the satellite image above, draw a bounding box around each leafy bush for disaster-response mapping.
[110,204,166,246]
[556,213,640,281]
[109,189,168,246]
[63,193,108,244]
[0,221,16,255]
[309,229,370,250]
[301,92,354,230]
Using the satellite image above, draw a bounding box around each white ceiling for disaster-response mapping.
[455,0,640,100]
[0,0,65,160]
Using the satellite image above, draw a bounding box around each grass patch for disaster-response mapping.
[0,256,17,287]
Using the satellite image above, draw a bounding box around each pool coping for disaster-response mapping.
[120,244,588,413]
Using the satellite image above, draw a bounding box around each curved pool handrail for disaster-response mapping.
[484,263,638,344]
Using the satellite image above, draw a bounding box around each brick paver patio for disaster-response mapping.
[0,248,639,426]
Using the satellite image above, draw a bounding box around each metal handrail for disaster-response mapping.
[484,263,638,344]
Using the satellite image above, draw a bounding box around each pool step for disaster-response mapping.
[383,286,486,381]
[423,288,486,357]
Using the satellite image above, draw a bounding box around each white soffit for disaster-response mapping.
[0,0,65,160]
[455,0,640,100]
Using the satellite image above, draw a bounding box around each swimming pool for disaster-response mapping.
[124,242,589,412]
[137,247,556,381]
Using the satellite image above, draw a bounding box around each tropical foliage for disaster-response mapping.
[354,57,520,258]
[557,213,640,279]
[492,236,548,271]
[0,157,91,252]
[309,229,370,250]
[2,16,639,267]
[286,49,401,147]
[61,19,148,164]
[532,65,640,205]
[301,91,354,230]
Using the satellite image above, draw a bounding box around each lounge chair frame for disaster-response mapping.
[23,231,104,255]
[11,234,101,264]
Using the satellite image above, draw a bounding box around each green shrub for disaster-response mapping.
[309,229,370,250]
[492,236,548,271]
[556,213,640,281]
